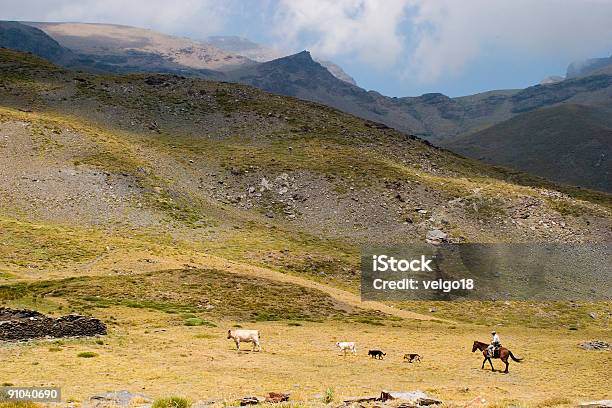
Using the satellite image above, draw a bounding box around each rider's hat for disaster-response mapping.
[491,330,496,334]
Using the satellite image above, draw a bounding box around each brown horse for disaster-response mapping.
[472,341,522,373]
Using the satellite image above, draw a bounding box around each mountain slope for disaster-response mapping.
[444,104,612,192]
[25,21,253,72]
[1,48,609,257]
[9,21,612,142]
[0,21,76,65]
[2,21,611,192]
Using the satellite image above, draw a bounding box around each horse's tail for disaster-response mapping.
[509,350,522,362]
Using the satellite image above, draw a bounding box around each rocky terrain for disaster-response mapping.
[0,47,609,302]
[2,21,611,192]
[1,48,610,250]
[0,308,106,340]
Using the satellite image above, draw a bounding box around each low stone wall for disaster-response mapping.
[0,307,107,341]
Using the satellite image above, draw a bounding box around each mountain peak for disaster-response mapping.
[207,35,357,85]
[288,50,314,61]
[263,50,324,71]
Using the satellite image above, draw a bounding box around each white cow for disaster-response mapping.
[336,341,357,356]
[227,329,261,351]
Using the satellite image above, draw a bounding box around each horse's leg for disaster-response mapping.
[503,356,509,373]
[481,357,486,369]
[488,357,495,371]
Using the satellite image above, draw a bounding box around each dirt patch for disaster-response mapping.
[0,307,106,341]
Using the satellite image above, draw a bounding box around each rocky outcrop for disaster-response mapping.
[264,392,289,403]
[580,340,610,351]
[87,391,153,408]
[340,390,442,406]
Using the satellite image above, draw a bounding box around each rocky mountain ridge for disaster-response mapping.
[1,21,611,192]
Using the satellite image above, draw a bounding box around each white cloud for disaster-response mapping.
[273,0,410,68]
[407,0,612,82]
[272,0,612,82]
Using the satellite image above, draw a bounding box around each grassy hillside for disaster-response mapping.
[0,49,610,406]
[445,104,612,192]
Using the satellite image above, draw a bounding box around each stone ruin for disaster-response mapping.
[0,308,107,341]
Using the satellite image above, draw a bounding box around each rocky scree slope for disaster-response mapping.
[0,49,610,287]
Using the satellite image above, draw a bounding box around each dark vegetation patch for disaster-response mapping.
[183,317,216,327]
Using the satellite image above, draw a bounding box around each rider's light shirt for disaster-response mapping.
[492,334,501,345]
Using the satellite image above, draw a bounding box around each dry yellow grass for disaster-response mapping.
[0,305,609,407]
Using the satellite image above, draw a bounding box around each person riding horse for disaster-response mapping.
[472,332,522,373]
[487,330,501,357]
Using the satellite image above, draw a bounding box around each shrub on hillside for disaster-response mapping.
[152,397,191,408]
[77,351,98,358]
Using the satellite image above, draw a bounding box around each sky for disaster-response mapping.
[2,0,612,97]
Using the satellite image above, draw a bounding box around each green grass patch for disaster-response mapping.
[547,199,590,216]
[322,387,335,404]
[152,397,191,408]
[193,333,216,339]
[183,317,216,327]
[354,317,385,326]
[77,351,98,358]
